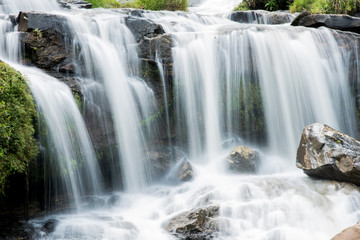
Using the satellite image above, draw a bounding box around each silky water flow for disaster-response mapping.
[0,0,360,239]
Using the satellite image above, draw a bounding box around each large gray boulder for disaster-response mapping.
[17,12,70,34]
[17,12,74,74]
[227,146,260,173]
[125,17,165,43]
[291,13,360,34]
[331,222,360,240]
[296,123,360,185]
[163,205,220,239]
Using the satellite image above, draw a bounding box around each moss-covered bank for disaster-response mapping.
[87,0,189,11]
[0,62,38,195]
[234,0,360,15]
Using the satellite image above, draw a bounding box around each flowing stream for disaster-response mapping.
[1,0,360,239]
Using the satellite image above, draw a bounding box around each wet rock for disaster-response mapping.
[163,205,220,239]
[291,13,360,34]
[17,12,74,74]
[58,0,92,9]
[17,12,70,34]
[331,222,360,240]
[138,34,173,65]
[296,123,360,185]
[147,147,176,177]
[147,147,193,182]
[129,9,145,17]
[230,10,295,24]
[177,160,193,182]
[125,17,165,42]
[41,219,59,234]
[227,146,260,173]
[19,30,73,73]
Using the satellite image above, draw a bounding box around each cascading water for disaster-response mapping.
[0,0,60,14]
[1,0,360,239]
[0,1,102,210]
[146,11,357,167]
[63,11,160,191]
[11,64,103,210]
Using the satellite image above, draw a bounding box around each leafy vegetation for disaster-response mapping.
[0,62,38,195]
[233,2,251,11]
[87,0,188,11]
[233,0,288,11]
[290,0,360,14]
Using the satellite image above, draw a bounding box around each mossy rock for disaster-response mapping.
[0,62,38,194]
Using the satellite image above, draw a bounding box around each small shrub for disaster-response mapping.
[0,62,38,194]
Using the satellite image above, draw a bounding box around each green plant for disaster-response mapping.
[233,2,251,11]
[32,28,42,40]
[265,0,280,10]
[0,62,38,195]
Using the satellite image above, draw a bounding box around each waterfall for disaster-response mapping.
[0,0,360,239]
[0,0,60,14]
[8,63,103,210]
[146,13,357,167]
[63,11,160,191]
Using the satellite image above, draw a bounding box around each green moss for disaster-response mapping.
[233,2,251,11]
[0,62,38,195]
[87,0,188,11]
[290,0,360,14]
[32,28,42,40]
[73,92,83,111]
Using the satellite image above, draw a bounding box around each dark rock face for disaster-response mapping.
[138,34,173,65]
[139,34,173,80]
[230,10,295,24]
[163,205,220,239]
[331,222,360,240]
[297,123,360,185]
[291,13,360,34]
[20,31,73,73]
[17,12,70,34]
[17,12,76,84]
[227,146,260,173]
[125,17,165,43]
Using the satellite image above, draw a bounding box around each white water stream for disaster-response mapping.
[0,0,360,239]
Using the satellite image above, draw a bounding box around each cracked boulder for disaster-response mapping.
[227,146,260,173]
[296,123,360,185]
[163,205,220,239]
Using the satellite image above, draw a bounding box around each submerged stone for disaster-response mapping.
[227,146,260,173]
[296,123,360,185]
